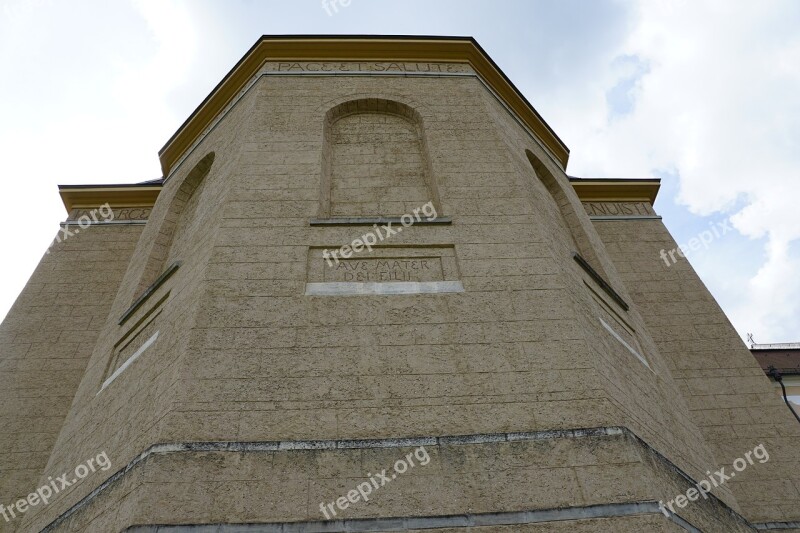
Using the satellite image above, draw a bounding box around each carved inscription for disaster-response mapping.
[323,257,444,283]
[267,62,470,74]
[582,202,655,217]
[69,207,152,222]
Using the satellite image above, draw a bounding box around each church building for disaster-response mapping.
[1,36,798,533]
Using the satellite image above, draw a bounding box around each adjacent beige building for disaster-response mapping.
[1,36,798,533]
[751,343,800,414]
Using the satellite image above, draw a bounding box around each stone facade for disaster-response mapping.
[0,37,797,533]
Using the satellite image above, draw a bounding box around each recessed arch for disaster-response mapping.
[319,98,442,219]
[134,151,215,297]
[525,149,607,277]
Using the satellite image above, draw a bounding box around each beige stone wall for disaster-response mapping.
[592,216,800,524]
[7,61,793,532]
[19,69,613,531]
[0,221,143,524]
[174,71,623,445]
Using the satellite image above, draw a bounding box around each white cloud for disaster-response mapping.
[0,0,199,322]
[550,0,800,342]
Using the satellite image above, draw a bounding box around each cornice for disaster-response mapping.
[56,179,659,214]
[570,179,661,204]
[56,180,659,214]
[58,185,162,212]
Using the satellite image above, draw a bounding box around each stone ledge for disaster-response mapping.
[33,426,762,532]
[123,502,682,532]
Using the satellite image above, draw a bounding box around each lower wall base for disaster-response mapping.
[20,428,764,533]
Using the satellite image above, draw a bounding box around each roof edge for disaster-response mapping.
[157,35,571,177]
[570,178,661,204]
[58,184,163,213]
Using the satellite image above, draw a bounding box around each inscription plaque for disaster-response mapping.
[306,246,462,296]
[324,257,443,283]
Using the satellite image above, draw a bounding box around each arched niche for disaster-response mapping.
[319,98,442,219]
[134,151,215,297]
[525,149,608,279]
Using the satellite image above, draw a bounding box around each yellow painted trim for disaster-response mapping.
[59,186,162,213]
[58,181,657,214]
[571,181,660,204]
[157,36,571,177]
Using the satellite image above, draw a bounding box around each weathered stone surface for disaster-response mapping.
[1,37,796,533]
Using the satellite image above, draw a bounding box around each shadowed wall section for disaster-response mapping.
[135,152,215,298]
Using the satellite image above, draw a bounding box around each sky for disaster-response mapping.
[0,0,798,343]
